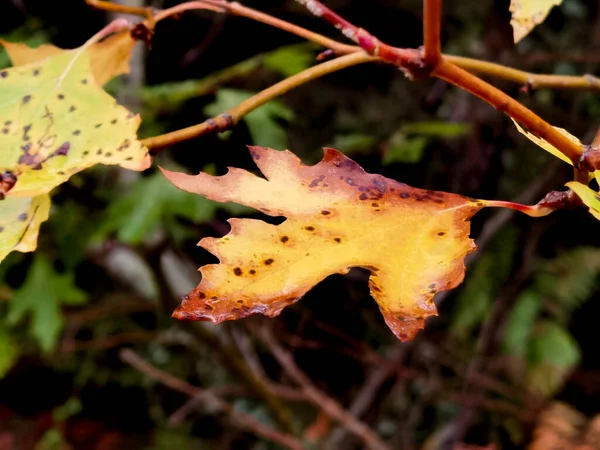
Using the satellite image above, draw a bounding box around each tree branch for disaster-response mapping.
[295,0,585,166]
[256,327,390,450]
[142,51,375,150]
[423,0,442,66]
[87,0,593,167]
[120,349,303,450]
[433,60,583,164]
[445,55,600,92]
[87,0,600,94]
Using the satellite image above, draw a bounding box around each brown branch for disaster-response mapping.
[142,51,375,150]
[433,60,583,164]
[327,344,409,449]
[295,0,585,167]
[120,349,304,450]
[445,55,600,91]
[423,0,442,66]
[86,0,593,166]
[256,327,390,450]
[86,0,600,94]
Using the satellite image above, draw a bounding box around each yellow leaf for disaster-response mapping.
[512,120,599,185]
[512,119,577,166]
[0,31,136,86]
[161,147,485,341]
[0,194,50,262]
[509,0,562,43]
[0,40,150,197]
[565,181,600,220]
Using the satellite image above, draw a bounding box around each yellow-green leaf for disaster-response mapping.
[509,0,562,43]
[565,181,600,220]
[0,194,50,262]
[161,146,485,341]
[0,42,150,197]
[512,119,576,166]
[0,31,136,86]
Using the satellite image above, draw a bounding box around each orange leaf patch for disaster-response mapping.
[161,147,485,341]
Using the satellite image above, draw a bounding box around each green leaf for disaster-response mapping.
[400,121,471,137]
[502,290,541,356]
[534,247,600,321]
[383,135,428,164]
[7,257,86,352]
[204,88,292,149]
[331,133,377,155]
[451,228,518,341]
[0,326,19,378]
[263,43,315,78]
[99,172,218,245]
[527,321,580,396]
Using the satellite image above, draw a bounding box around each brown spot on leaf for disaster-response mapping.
[69,105,76,112]
[400,193,410,199]
[334,237,341,243]
[18,213,27,221]
[72,130,80,136]
[264,258,274,265]
[0,71,7,78]
[249,269,256,275]
[359,193,368,201]
[57,94,64,100]
[437,232,446,236]
[280,236,289,243]
[111,119,117,124]
[22,95,31,104]
[321,210,331,215]
[304,226,315,231]
[233,267,242,276]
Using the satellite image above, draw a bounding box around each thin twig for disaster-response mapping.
[295,0,585,167]
[120,349,304,450]
[433,60,583,164]
[445,55,600,91]
[141,51,375,150]
[87,0,600,94]
[328,344,409,449]
[256,327,390,450]
[423,0,442,66]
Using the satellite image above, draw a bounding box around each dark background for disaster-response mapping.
[1,0,600,448]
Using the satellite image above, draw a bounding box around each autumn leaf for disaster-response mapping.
[0,32,149,198]
[0,30,136,86]
[509,0,562,43]
[511,119,599,185]
[0,23,148,264]
[0,194,50,261]
[565,181,600,220]
[161,146,486,341]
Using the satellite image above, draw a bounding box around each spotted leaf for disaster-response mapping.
[161,147,486,341]
[0,37,150,197]
[1,31,136,86]
[0,194,50,262]
[509,0,562,43]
